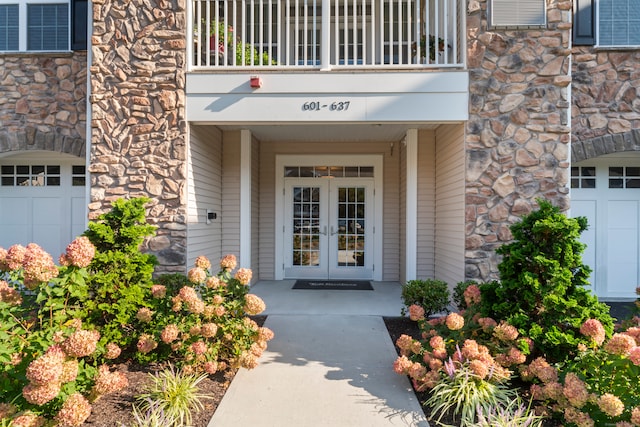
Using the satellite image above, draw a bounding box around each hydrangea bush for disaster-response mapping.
[0,198,273,425]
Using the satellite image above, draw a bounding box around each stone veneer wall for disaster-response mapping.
[572,48,640,162]
[89,0,188,272]
[464,0,572,281]
[0,53,86,157]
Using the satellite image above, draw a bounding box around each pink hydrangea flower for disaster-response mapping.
[463,284,481,306]
[604,333,636,356]
[631,407,640,425]
[137,334,158,354]
[206,276,222,289]
[244,294,266,315]
[0,247,8,270]
[0,403,17,419]
[493,321,519,342]
[150,284,166,299]
[22,382,61,405]
[235,268,252,285]
[393,355,412,375]
[136,307,153,323]
[240,352,259,369]
[528,357,558,384]
[258,327,274,342]
[54,393,92,427]
[396,334,414,353]
[60,360,79,383]
[26,346,66,385]
[5,244,27,270]
[220,254,237,271]
[92,365,129,396]
[429,335,445,350]
[59,236,95,268]
[469,359,489,379]
[408,304,425,321]
[0,280,22,305]
[22,243,58,289]
[191,340,208,355]
[580,319,606,346]
[629,346,640,366]
[10,412,46,427]
[194,255,211,270]
[445,313,464,330]
[563,372,589,408]
[188,267,207,284]
[62,329,100,358]
[597,393,625,418]
[203,361,218,374]
[161,324,180,343]
[201,323,218,338]
[477,317,497,331]
[104,343,122,360]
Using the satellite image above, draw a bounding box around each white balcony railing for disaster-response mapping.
[190,0,464,69]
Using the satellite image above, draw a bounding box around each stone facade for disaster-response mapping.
[0,53,86,157]
[89,0,188,272]
[464,0,572,281]
[572,48,640,162]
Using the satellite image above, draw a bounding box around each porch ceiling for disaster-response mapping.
[214,123,441,142]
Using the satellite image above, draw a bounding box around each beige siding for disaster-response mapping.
[417,130,436,279]
[187,125,223,268]
[222,131,241,259]
[251,136,260,278]
[434,124,465,287]
[258,141,400,281]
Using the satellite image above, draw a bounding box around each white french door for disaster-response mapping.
[284,178,374,279]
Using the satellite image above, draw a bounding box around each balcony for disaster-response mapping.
[189,0,465,70]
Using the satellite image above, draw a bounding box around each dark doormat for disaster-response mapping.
[292,280,373,290]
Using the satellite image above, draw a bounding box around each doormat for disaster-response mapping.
[292,280,373,290]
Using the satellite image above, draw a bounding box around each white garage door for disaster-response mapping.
[571,154,640,299]
[0,153,87,260]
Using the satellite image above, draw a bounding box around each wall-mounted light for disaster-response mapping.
[206,210,217,224]
[250,76,262,88]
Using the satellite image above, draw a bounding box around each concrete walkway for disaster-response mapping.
[208,281,429,427]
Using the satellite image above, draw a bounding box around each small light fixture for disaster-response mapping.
[206,210,217,224]
[250,76,262,88]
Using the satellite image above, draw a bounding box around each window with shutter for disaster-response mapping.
[489,0,546,29]
[0,0,77,51]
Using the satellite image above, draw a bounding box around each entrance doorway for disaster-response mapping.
[284,178,373,279]
[275,155,383,281]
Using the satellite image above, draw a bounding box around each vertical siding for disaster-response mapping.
[222,131,241,259]
[417,130,436,279]
[434,124,465,287]
[251,136,260,278]
[187,125,223,268]
[258,141,400,281]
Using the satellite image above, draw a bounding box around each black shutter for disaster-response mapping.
[71,0,87,50]
[573,0,595,45]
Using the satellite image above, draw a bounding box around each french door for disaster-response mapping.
[283,178,374,279]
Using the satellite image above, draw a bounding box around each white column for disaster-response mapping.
[405,129,418,280]
[240,130,252,268]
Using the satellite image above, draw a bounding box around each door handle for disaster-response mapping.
[331,226,338,236]
[319,226,327,236]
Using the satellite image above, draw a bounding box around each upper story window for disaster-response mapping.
[0,0,86,52]
[574,0,640,47]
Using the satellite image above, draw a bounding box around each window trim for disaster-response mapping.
[0,0,71,52]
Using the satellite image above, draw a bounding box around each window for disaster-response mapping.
[0,165,61,186]
[575,0,640,47]
[0,0,88,51]
[609,166,640,188]
[0,5,18,50]
[571,166,596,189]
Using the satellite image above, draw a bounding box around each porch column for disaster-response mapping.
[405,129,418,280]
[320,0,330,70]
[240,129,252,268]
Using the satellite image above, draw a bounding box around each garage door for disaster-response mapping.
[0,154,87,260]
[571,155,640,299]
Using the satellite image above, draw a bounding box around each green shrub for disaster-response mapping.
[479,199,614,362]
[401,279,450,317]
[82,197,158,354]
